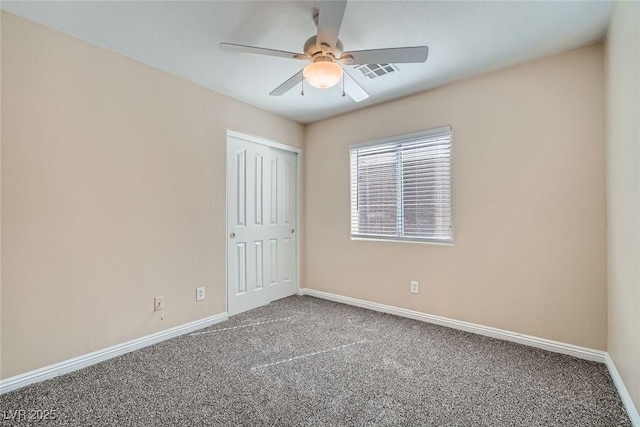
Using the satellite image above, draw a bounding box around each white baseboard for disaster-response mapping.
[297,288,606,362]
[0,313,228,395]
[605,353,640,426]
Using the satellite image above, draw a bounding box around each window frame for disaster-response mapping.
[349,126,454,245]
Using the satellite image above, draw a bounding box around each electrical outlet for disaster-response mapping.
[196,287,205,301]
[154,296,164,312]
[410,281,420,294]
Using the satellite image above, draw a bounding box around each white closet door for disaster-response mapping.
[227,135,297,316]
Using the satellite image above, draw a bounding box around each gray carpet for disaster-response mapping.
[0,296,631,426]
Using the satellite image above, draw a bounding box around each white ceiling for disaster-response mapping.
[2,1,613,124]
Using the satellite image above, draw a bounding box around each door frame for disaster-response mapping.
[225,129,302,315]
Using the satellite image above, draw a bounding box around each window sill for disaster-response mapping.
[350,236,454,246]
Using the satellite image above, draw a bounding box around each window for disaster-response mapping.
[350,126,453,243]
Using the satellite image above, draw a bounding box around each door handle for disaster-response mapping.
[230,232,236,239]
[291,229,295,234]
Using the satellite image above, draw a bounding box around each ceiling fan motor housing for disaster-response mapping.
[304,36,343,62]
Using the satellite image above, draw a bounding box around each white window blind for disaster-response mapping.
[350,126,453,243]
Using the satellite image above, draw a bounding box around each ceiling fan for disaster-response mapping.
[220,0,429,102]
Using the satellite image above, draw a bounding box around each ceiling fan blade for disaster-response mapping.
[317,0,348,48]
[343,69,369,103]
[220,42,307,60]
[269,70,304,96]
[341,46,429,65]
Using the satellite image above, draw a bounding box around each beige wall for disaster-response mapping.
[0,12,3,380]
[304,44,607,350]
[605,1,640,413]
[0,12,303,378]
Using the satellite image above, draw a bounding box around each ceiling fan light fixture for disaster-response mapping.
[303,61,343,89]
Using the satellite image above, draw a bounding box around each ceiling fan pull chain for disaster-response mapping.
[301,76,305,96]
[342,74,346,97]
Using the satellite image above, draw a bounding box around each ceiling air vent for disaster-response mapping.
[354,63,399,79]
